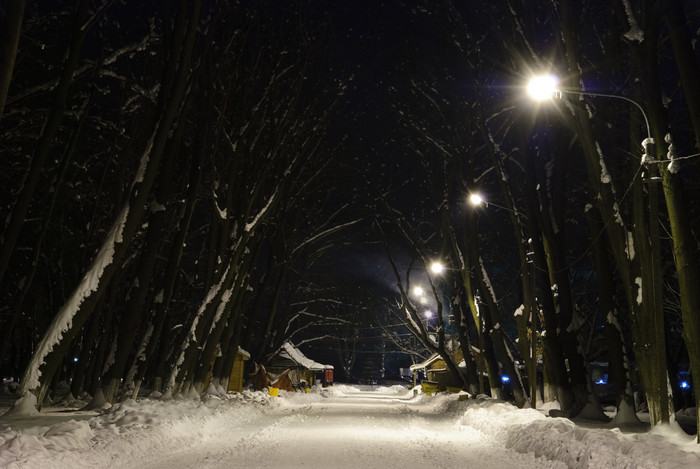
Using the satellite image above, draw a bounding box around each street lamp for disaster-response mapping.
[468,192,526,219]
[526,74,560,101]
[526,74,652,150]
[430,262,445,274]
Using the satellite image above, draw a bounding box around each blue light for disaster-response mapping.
[595,378,607,385]
[680,381,690,389]
[73,357,79,363]
[501,375,510,384]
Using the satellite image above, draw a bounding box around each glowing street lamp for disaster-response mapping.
[526,74,651,143]
[413,286,424,297]
[526,74,560,101]
[468,193,483,206]
[469,192,526,219]
[430,262,445,274]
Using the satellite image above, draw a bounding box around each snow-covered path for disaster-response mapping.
[142,389,564,469]
[2,384,700,468]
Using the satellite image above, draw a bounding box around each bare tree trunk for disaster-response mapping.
[0,0,89,288]
[663,0,700,150]
[129,114,203,399]
[636,0,700,437]
[585,205,639,423]
[0,0,25,125]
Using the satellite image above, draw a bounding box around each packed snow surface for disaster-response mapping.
[1,385,699,468]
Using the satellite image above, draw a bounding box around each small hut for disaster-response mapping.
[267,341,334,388]
[410,346,464,392]
[227,347,250,392]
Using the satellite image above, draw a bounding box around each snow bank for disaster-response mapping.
[458,398,700,469]
[0,391,272,468]
[2,387,699,469]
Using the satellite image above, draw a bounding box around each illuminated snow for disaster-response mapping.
[1,385,698,468]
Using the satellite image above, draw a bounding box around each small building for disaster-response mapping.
[267,341,334,388]
[410,347,465,392]
[227,347,250,392]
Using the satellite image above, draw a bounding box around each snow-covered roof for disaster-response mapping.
[279,341,333,371]
[410,352,466,371]
[409,354,440,371]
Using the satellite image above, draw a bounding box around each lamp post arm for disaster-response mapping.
[483,201,528,220]
[559,89,652,142]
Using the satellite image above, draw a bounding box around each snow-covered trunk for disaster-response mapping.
[452,293,480,395]
[477,257,527,408]
[102,109,184,404]
[585,204,639,423]
[4,0,202,415]
[131,153,201,390]
[166,260,235,397]
[662,163,700,439]
[624,33,670,426]
[192,238,258,393]
[478,312,502,400]
[69,303,102,398]
[558,0,670,423]
[453,196,489,395]
[527,224,575,414]
[191,286,236,395]
[480,118,535,405]
[634,11,700,437]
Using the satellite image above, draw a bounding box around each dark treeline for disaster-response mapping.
[0,0,370,411]
[2,0,700,443]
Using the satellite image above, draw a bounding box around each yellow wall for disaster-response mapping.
[227,353,249,392]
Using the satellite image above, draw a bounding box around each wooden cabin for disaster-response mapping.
[410,346,465,392]
[267,341,334,388]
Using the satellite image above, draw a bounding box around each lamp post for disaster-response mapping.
[526,74,652,155]
[527,73,665,413]
[468,192,527,220]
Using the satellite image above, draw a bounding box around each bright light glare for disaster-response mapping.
[680,380,690,389]
[419,296,428,304]
[469,193,483,206]
[527,75,559,100]
[430,262,445,274]
[424,310,433,318]
[413,286,424,297]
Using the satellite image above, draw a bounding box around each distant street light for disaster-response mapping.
[430,262,445,274]
[413,286,424,297]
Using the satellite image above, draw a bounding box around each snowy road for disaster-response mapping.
[2,385,699,468]
[141,389,565,469]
